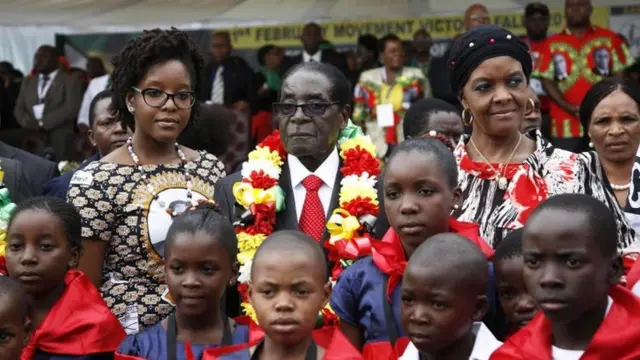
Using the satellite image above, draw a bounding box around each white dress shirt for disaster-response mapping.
[302,50,322,63]
[287,147,339,221]
[399,322,502,360]
[77,74,110,127]
[38,69,58,101]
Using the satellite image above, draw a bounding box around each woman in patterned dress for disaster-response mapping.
[67,28,226,334]
[578,79,639,245]
[447,25,613,249]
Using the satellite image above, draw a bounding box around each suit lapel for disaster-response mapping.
[0,142,17,159]
[276,164,298,231]
[44,75,64,106]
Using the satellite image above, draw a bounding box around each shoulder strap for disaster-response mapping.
[382,276,399,347]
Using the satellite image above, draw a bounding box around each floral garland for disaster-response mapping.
[0,186,17,275]
[232,120,380,325]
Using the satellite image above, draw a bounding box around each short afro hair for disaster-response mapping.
[110,27,205,132]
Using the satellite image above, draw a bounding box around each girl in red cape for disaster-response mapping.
[330,139,496,360]
[4,196,125,359]
[207,230,363,360]
[117,202,255,359]
[491,194,640,360]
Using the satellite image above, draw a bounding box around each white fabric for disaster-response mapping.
[632,281,640,296]
[550,296,613,359]
[288,147,339,221]
[399,322,502,360]
[210,66,224,104]
[37,69,58,101]
[303,50,322,63]
[77,74,110,127]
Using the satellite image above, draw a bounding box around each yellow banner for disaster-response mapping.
[224,7,609,49]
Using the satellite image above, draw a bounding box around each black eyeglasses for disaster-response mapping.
[132,87,196,109]
[272,101,339,117]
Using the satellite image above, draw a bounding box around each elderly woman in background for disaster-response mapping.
[579,78,639,243]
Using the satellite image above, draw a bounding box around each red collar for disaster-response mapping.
[491,286,640,360]
[372,218,491,300]
[22,270,125,359]
[561,25,597,37]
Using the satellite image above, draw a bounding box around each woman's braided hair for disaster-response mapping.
[110,27,205,131]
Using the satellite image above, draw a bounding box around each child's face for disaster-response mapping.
[401,263,486,355]
[522,209,618,325]
[384,151,460,254]
[0,297,28,360]
[5,210,79,297]
[249,249,329,346]
[165,231,235,317]
[495,256,537,331]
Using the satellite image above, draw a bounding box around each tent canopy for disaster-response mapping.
[0,0,634,31]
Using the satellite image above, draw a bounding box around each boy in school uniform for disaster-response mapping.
[399,233,502,360]
[491,194,640,360]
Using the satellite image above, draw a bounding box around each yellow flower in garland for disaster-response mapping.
[0,230,6,257]
[237,232,266,253]
[248,146,284,168]
[241,302,258,324]
[327,210,361,244]
[340,136,377,158]
[232,183,277,209]
[237,248,257,265]
[339,173,379,206]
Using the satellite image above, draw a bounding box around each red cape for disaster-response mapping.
[22,270,125,359]
[490,286,640,360]
[203,325,362,360]
[362,338,410,360]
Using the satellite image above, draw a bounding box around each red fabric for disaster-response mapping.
[251,110,273,144]
[114,354,145,360]
[534,26,632,138]
[299,175,327,242]
[362,337,410,360]
[526,37,551,112]
[372,217,490,300]
[490,286,640,360]
[21,270,125,359]
[203,326,362,360]
[0,256,6,275]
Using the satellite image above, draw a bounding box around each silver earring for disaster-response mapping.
[128,106,135,114]
[589,142,593,148]
[453,204,459,210]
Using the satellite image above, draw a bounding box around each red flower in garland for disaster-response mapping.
[342,197,380,218]
[244,170,278,189]
[259,130,285,159]
[341,148,381,177]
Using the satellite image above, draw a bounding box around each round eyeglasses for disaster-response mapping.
[132,87,196,109]
[272,101,339,117]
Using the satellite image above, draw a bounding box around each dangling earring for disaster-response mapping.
[461,108,473,126]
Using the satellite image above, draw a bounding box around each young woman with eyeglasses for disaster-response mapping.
[67,28,226,334]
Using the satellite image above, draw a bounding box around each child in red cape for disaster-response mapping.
[205,230,363,360]
[330,138,496,360]
[399,233,502,360]
[4,196,125,359]
[117,202,255,359]
[491,194,640,360]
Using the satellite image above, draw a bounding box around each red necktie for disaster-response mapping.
[299,175,326,242]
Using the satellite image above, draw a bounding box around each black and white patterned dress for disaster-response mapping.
[453,132,584,248]
[67,151,225,334]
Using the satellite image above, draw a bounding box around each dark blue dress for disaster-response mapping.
[33,353,112,360]
[118,321,249,360]
[330,257,500,347]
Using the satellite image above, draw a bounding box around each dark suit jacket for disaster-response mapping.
[199,56,254,106]
[13,72,83,131]
[215,162,389,317]
[0,141,58,196]
[284,49,349,77]
[0,156,32,204]
[43,152,100,199]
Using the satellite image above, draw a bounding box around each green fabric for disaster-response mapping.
[260,67,280,91]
